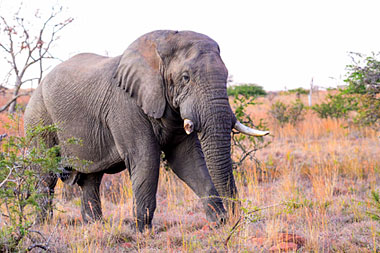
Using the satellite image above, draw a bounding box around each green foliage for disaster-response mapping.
[231,95,271,170]
[288,87,309,95]
[312,52,380,129]
[312,93,357,119]
[0,117,84,251]
[367,190,380,236]
[227,84,267,98]
[269,101,288,126]
[344,52,380,95]
[352,94,380,128]
[269,99,306,127]
[0,125,58,251]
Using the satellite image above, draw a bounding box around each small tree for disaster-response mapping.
[344,52,380,129]
[269,99,306,127]
[0,3,73,113]
[312,52,380,130]
[345,52,380,95]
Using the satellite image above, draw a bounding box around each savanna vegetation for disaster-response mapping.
[0,70,379,251]
[0,5,379,249]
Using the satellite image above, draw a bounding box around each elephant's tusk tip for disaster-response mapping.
[234,121,270,137]
[184,119,194,135]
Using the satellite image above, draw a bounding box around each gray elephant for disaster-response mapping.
[24,30,268,231]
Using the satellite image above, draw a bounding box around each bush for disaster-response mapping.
[269,101,288,126]
[227,84,267,98]
[0,117,83,251]
[312,52,380,129]
[269,99,306,127]
[344,52,380,95]
[231,95,271,170]
[288,87,309,95]
[0,124,59,251]
[312,93,357,119]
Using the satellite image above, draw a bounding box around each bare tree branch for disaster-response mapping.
[0,93,30,112]
[0,4,73,113]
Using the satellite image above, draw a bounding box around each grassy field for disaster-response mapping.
[0,90,379,252]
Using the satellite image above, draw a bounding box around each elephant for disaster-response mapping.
[24,30,269,231]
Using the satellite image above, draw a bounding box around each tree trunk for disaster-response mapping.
[8,78,22,113]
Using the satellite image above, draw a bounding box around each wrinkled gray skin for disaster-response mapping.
[24,30,238,231]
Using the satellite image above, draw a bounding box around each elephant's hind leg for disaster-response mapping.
[24,86,60,223]
[77,172,104,223]
[36,172,58,223]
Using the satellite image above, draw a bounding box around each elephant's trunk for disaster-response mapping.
[197,96,237,210]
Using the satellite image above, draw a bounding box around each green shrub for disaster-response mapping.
[344,52,380,95]
[312,93,357,119]
[312,52,380,129]
[269,101,288,127]
[367,190,380,236]
[0,117,83,251]
[0,125,59,251]
[231,95,271,170]
[227,84,267,98]
[288,87,309,95]
[269,99,306,127]
[353,94,380,128]
[288,99,306,123]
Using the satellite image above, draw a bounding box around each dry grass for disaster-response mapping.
[1,91,379,252]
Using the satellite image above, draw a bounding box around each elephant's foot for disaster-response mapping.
[80,191,103,223]
[133,207,155,232]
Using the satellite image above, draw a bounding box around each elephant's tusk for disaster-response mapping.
[234,121,269,137]
[184,119,194,135]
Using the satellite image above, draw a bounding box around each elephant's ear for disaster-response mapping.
[115,34,167,119]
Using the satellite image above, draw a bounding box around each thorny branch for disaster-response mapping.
[224,202,285,247]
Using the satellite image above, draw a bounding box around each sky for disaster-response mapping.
[0,0,379,91]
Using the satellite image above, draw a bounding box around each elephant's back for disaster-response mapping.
[60,53,118,74]
[40,54,121,116]
[45,53,120,86]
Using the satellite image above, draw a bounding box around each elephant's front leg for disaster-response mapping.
[164,134,226,224]
[77,172,104,223]
[130,151,160,232]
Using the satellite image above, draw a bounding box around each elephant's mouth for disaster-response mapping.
[183,118,269,137]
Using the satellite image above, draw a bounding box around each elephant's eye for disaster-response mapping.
[181,73,190,84]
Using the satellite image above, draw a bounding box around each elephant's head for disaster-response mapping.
[115,30,268,209]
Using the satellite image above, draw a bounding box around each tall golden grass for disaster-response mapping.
[0,91,379,252]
